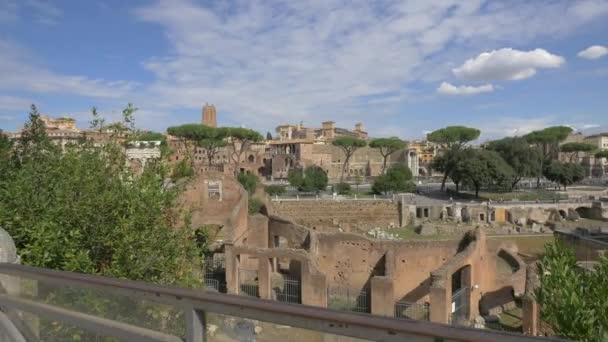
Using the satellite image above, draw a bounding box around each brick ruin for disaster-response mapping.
[179,174,606,327]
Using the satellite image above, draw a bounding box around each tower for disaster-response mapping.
[202,103,217,127]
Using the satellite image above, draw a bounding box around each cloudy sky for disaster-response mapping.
[1,0,607,140]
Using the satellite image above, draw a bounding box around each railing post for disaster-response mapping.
[185,308,207,342]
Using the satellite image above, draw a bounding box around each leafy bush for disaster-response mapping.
[171,158,194,182]
[372,163,414,194]
[288,166,329,193]
[0,109,201,287]
[264,184,286,196]
[336,182,351,195]
[248,197,263,214]
[536,242,608,341]
[237,172,259,195]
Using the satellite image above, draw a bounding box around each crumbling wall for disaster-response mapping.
[314,233,386,289]
[268,215,310,248]
[272,200,401,232]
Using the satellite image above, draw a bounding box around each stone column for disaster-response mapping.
[224,244,239,295]
[429,286,449,324]
[301,262,327,307]
[429,273,450,324]
[522,296,539,336]
[258,258,272,300]
[370,277,394,317]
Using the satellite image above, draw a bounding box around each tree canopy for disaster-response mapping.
[288,165,329,193]
[332,136,367,182]
[560,142,596,162]
[167,124,228,165]
[372,163,415,195]
[459,149,514,197]
[525,126,573,187]
[543,161,585,190]
[369,137,407,174]
[595,150,608,159]
[135,131,166,142]
[426,126,480,148]
[485,137,541,189]
[223,127,263,172]
[427,126,480,191]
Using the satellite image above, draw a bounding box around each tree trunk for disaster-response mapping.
[340,157,350,183]
[440,173,448,191]
[381,156,388,175]
[475,186,479,198]
[455,182,459,193]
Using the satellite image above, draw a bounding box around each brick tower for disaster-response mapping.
[202,103,217,127]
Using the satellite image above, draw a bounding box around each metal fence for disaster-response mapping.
[450,287,470,326]
[327,287,370,313]
[0,263,555,342]
[395,301,430,321]
[275,275,301,304]
[203,256,226,293]
[271,194,396,202]
[238,269,260,298]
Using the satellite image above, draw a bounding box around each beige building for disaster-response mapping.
[584,133,608,150]
[275,121,368,142]
[8,115,83,148]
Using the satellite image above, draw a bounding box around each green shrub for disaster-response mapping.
[264,184,286,196]
[248,197,263,214]
[171,159,194,182]
[288,166,328,193]
[237,172,259,195]
[336,182,351,195]
[372,163,414,194]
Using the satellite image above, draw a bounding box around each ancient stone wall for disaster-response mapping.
[268,215,310,248]
[272,200,401,232]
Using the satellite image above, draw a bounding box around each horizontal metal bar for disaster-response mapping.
[0,263,561,342]
[0,294,181,342]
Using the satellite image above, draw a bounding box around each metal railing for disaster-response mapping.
[327,287,370,313]
[395,301,430,321]
[0,263,560,341]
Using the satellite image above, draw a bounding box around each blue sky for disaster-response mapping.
[1,0,607,141]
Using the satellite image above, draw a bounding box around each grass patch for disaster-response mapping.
[487,235,554,261]
[450,189,567,201]
[392,226,457,240]
[499,306,523,329]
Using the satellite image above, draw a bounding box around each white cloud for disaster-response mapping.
[2,0,608,133]
[0,95,33,111]
[437,82,494,96]
[476,115,557,139]
[581,124,600,130]
[453,48,565,82]
[0,115,17,122]
[0,40,137,99]
[129,0,608,131]
[578,45,608,60]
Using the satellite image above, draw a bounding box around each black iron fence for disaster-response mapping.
[275,275,301,304]
[327,287,370,313]
[395,301,430,321]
